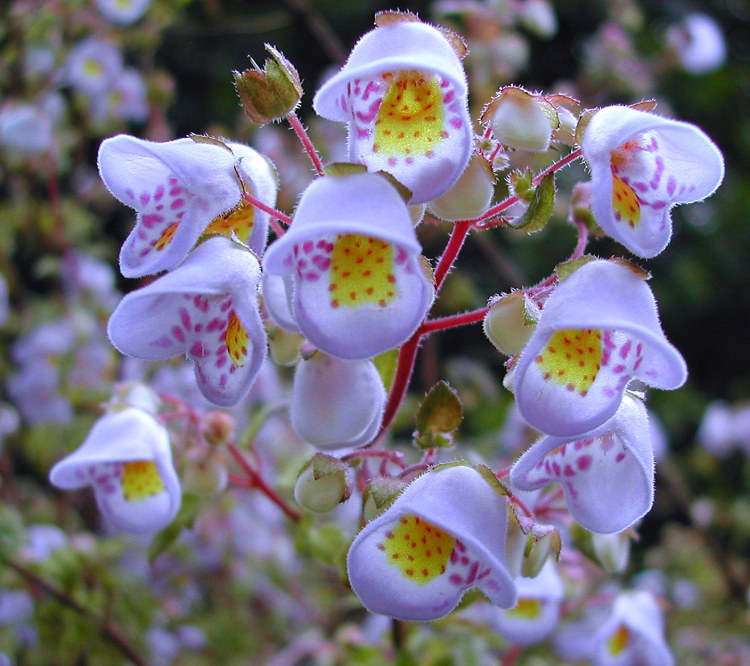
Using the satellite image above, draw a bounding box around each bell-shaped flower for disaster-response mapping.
[49,407,180,534]
[313,19,472,204]
[510,393,654,534]
[555,590,674,666]
[512,259,686,437]
[108,237,267,407]
[98,134,276,277]
[492,561,564,645]
[291,353,386,450]
[347,464,516,621]
[582,105,723,258]
[263,173,434,360]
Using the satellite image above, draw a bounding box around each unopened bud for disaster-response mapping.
[428,153,495,222]
[483,291,539,356]
[520,523,561,578]
[182,457,228,497]
[362,477,406,522]
[108,381,161,415]
[202,410,236,446]
[591,530,631,573]
[233,44,303,125]
[294,453,351,513]
[482,87,558,152]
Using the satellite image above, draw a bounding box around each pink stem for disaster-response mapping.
[286,111,325,177]
[340,448,408,469]
[242,191,291,237]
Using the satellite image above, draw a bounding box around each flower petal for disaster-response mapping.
[510,394,654,533]
[347,465,516,621]
[513,259,686,437]
[313,21,472,204]
[263,174,433,359]
[107,237,266,406]
[290,354,385,450]
[583,106,724,257]
[49,407,181,534]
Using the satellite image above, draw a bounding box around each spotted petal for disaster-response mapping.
[290,354,385,450]
[510,394,653,534]
[582,105,724,258]
[513,259,686,437]
[108,237,266,406]
[347,465,516,621]
[49,407,180,534]
[263,173,434,360]
[313,21,472,204]
[98,135,276,277]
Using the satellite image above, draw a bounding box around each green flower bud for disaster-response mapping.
[482,87,559,152]
[483,291,539,356]
[591,530,631,573]
[428,153,495,222]
[294,453,351,513]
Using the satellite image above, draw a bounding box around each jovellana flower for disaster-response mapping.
[666,13,727,75]
[98,135,276,277]
[582,105,723,258]
[49,407,180,534]
[555,590,674,666]
[492,561,564,646]
[313,19,472,204]
[108,237,267,407]
[510,394,654,534]
[95,0,151,25]
[347,465,516,621]
[64,37,123,96]
[290,354,386,450]
[263,173,434,360]
[512,259,686,437]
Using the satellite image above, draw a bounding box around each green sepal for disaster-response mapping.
[323,162,368,177]
[414,381,463,449]
[373,348,399,393]
[555,254,598,281]
[472,463,510,497]
[509,172,555,233]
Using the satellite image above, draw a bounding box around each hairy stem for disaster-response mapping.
[286,111,325,177]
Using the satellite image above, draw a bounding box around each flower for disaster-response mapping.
[64,37,123,96]
[492,561,564,645]
[98,135,277,277]
[49,407,181,534]
[313,19,472,204]
[555,590,674,666]
[108,237,267,407]
[582,105,724,258]
[666,13,727,75]
[512,259,686,437]
[263,173,434,360]
[0,100,55,156]
[347,465,516,621]
[510,394,654,533]
[95,0,151,25]
[290,354,386,450]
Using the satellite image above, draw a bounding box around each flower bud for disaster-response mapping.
[201,410,236,446]
[294,453,351,513]
[182,457,228,497]
[591,530,631,573]
[361,477,406,522]
[428,153,495,222]
[233,44,302,125]
[483,291,539,356]
[482,87,559,152]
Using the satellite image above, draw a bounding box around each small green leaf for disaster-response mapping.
[415,381,463,449]
[373,348,399,392]
[510,172,555,233]
[148,492,202,564]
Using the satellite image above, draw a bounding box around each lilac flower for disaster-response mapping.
[290,354,385,450]
[492,561,564,645]
[98,135,277,277]
[510,394,654,533]
[95,0,151,25]
[555,590,674,666]
[667,13,727,75]
[582,105,723,257]
[512,259,686,437]
[49,407,180,534]
[64,37,123,96]
[108,237,267,406]
[313,19,472,203]
[347,465,516,621]
[0,100,55,156]
[263,173,434,360]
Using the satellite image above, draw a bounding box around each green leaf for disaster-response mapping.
[510,172,555,233]
[415,381,463,449]
[148,492,202,564]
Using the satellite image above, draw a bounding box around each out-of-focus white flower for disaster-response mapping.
[96,0,152,25]
[667,13,727,75]
[0,101,54,156]
[64,37,123,95]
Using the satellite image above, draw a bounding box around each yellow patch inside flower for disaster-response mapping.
[121,461,165,502]
[225,311,249,366]
[374,71,445,156]
[155,222,178,251]
[612,175,641,228]
[607,624,630,656]
[329,234,397,309]
[535,329,602,396]
[83,58,104,78]
[205,200,255,244]
[381,515,455,585]
[506,597,543,620]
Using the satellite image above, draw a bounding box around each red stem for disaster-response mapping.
[286,111,325,177]
[242,191,291,237]
[227,443,301,522]
[433,220,472,291]
[419,306,489,335]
